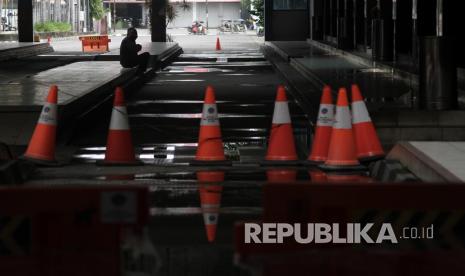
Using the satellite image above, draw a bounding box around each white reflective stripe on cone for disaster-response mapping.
[203,212,218,225]
[272,102,291,124]
[109,106,130,130]
[352,101,372,124]
[38,102,57,126]
[201,104,220,126]
[333,106,352,129]
[317,104,334,127]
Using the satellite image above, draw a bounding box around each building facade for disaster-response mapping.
[168,0,241,28]
[102,0,241,30]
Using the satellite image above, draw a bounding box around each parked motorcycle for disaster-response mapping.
[1,17,16,32]
[219,19,232,33]
[256,25,264,37]
[187,21,207,35]
[232,19,247,33]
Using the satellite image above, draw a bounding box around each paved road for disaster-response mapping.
[49,28,264,54]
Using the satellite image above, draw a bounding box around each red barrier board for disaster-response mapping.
[234,182,465,275]
[0,185,149,276]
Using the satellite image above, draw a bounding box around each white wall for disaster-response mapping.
[168,2,241,28]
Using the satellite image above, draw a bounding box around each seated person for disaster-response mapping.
[120,27,150,74]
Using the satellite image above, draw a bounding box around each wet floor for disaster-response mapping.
[69,50,311,156]
[54,50,373,276]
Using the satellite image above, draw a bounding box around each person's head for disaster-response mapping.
[127,27,138,40]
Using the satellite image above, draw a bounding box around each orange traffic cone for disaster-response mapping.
[306,85,334,165]
[216,37,222,51]
[98,87,142,166]
[319,88,365,171]
[263,85,299,165]
[266,169,297,183]
[197,171,224,242]
[22,85,59,165]
[191,86,231,166]
[351,84,385,162]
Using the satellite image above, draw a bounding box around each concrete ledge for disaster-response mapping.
[289,57,326,89]
[264,41,291,61]
[369,159,417,182]
[387,141,465,182]
[95,42,182,67]
[306,39,373,68]
[0,61,136,112]
[0,42,54,61]
[371,110,465,128]
[306,39,418,86]
[0,61,137,145]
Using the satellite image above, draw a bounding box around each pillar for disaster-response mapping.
[151,0,166,42]
[417,0,463,110]
[193,1,197,21]
[371,0,393,61]
[18,0,34,42]
[264,0,272,40]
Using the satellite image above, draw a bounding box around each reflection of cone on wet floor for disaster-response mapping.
[351,84,385,162]
[23,85,59,166]
[191,86,231,166]
[306,85,334,165]
[263,85,299,165]
[266,169,297,183]
[319,88,365,171]
[99,87,142,166]
[197,171,224,242]
[326,172,374,183]
[216,37,222,51]
[308,169,328,182]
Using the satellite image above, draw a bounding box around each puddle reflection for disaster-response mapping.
[266,169,298,183]
[197,171,225,242]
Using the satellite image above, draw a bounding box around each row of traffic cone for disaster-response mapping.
[23,83,383,170]
[190,85,298,166]
[22,85,142,166]
[22,84,229,166]
[309,85,384,171]
[192,83,384,169]
[261,84,383,169]
[23,84,296,166]
[22,84,230,166]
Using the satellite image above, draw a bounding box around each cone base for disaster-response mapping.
[359,154,385,164]
[260,160,302,167]
[190,159,232,166]
[302,159,325,166]
[319,163,366,172]
[96,159,144,167]
[20,155,62,167]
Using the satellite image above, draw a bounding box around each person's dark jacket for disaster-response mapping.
[120,36,142,68]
